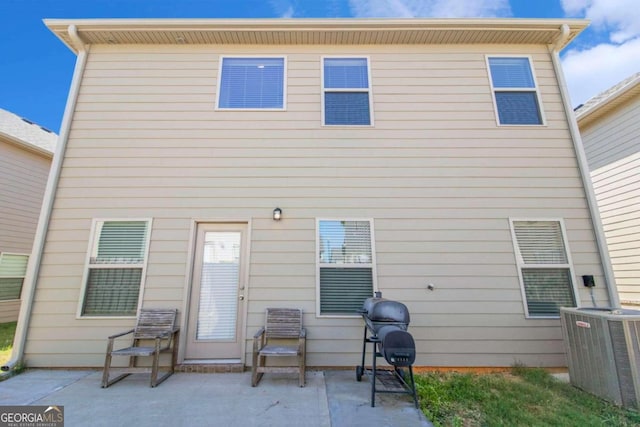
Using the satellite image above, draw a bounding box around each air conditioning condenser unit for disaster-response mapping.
[560,307,640,409]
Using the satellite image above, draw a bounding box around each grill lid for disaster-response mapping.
[362,296,410,325]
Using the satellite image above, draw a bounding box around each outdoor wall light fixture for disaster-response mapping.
[273,208,282,221]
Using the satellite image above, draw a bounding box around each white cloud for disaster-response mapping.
[562,37,640,106]
[561,0,640,43]
[560,0,640,105]
[281,6,295,18]
[269,0,296,18]
[348,0,511,18]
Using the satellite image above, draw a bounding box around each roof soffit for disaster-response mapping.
[45,18,588,53]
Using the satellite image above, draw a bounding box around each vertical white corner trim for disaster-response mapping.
[548,27,620,308]
[1,26,90,373]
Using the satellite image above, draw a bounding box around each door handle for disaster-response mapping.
[239,295,245,300]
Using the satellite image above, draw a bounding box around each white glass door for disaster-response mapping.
[186,223,247,360]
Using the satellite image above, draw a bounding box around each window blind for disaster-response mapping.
[323,58,371,125]
[196,232,241,340]
[320,268,373,315]
[522,268,576,317]
[95,221,148,263]
[318,220,374,315]
[488,57,542,125]
[324,58,369,88]
[83,268,143,316]
[218,57,284,109]
[0,254,28,277]
[512,220,575,317]
[513,221,568,264]
[0,254,28,301]
[488,57,535,88]
[324,93,371,126]
[83,220,149,316]
[495,92,541,125]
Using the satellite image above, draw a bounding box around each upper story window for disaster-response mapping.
[487,57,544,125]
[322,57,372,126]
[217,57,286,110]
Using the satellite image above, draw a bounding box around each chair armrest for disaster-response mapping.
[253,327,265,339]
[107,329,135,340]
[156,326,180,339]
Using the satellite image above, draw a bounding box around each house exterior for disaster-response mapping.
[0,109,57,323]
[9,18,620,371]
[576,73,640,306]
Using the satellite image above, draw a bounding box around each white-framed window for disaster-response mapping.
[217,56,286,110]
[316,219,376,316]
[487,56,544,125]
[0,253,28,301]
[509,219,577,318]
[322,57,373,126]
[78,219,152,317]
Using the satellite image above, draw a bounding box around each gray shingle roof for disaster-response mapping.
[575,72,640,121]
[0,108,58,154]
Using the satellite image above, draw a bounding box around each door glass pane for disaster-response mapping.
[196,231,241,340]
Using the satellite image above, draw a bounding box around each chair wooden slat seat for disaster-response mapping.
[252,308,306,387]
[101,308,180,388]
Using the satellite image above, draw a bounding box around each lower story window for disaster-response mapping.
[317,219,376,316]
[510,219,577,317]
[0,253,28,301]
[80,220,151,316]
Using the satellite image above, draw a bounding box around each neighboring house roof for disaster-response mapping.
[45,18,588,53]
[0,108,58,157]
[575,72,640,129]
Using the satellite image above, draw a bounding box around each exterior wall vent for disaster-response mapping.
[560,307,640,409]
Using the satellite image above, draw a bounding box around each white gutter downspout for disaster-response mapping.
[549,24,621,308]
[1,25,89,374]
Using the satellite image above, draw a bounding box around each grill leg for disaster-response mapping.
[371,339,377,407]
[356,326,368,382]
[360,326,367,369]
[408,366,418,409]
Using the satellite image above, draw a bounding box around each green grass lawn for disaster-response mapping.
[0,322,16,367]
[416,366,640,426]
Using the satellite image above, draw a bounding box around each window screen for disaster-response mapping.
[511,220,576,317]
[323,58,371,125]
[488,57,542,125]
[82,220,150,316]
[318,220,374,315]
[218,57,285,109]
[0,253,28,301]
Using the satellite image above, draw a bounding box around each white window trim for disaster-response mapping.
[76,218,153,319]
[509,218,580,319]
[321,56,374,127]
[215,55,287,111]
[485,55,546,127]
[0,252,29,301]
[315,218,378,318]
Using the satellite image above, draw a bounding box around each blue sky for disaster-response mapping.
[1,0,638,133]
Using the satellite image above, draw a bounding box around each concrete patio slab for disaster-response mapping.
[0,369,431,426]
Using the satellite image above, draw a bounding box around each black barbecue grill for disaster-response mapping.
[356,292,418,408]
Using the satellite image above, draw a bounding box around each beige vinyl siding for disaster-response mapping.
[25,43,605,368]
[0,140,51,253]
[0,139,51,321]
[582,96,640,304]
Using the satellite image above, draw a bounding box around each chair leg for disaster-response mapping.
[150,353,160,387]
[299,352,305,387]
[101,352,112,388]
[252,350,263,387]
